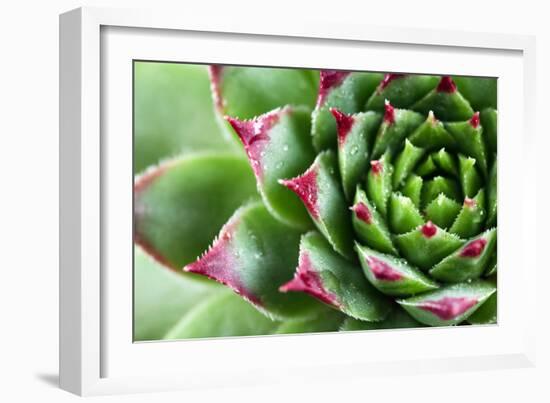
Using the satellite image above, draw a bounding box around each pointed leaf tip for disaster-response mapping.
[436,76,457,93]
[283,232,391,321]
[279,167,319,219]
[225,110,283,178]
[469,111,480,128]
[330,108,355,146]
[184,218,262,306]
[370,159,383,174]
[427,110,438,125]
[316,70,350,107]
[185,203,322,319]
[383,99,396,124]
[279,252,340,307]
[351,202,373,224]
[464,197,476,208]
[421,221,437,238]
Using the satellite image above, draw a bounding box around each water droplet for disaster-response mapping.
[283,144,289,152]
[350,145,359,155]
[276,161,284,169]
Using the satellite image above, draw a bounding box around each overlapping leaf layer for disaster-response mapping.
[135,65,497,338]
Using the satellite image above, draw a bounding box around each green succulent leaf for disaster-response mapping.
[432,148,458,177]
[164,290,280,339]
[274,308,346,334]
[134,153,258,270]
[486,160,498,227]
[424,193,462,229]
[340,306,424,331]
[421,176,461,208]
[394,222,464,271]
[365,74,439,111]
[480,108,498,157]
[401,174,423,208]
[134,62,233,173]
[210,65,318,119]
[281,150,354,258]
[467,292,497,325]
[351,187,397,255]
[366,152,394,218]
[312,71,382,150]
[371,102,424,159]
[184,202,322,319]
[453,76,497,111]
[484,250,497,277]
[398,280,496,326]
[458,155,482,198]
[408,111,456,151]
[430,228,497,283]
[445,114,488,176]
[281,232,391,321]
[332,109,382,199]
[134,67,500,337]
[356,244,439,297]
[449,189,486,239]
[412,76,475,121]
[416,154,438,177]
[388,193,425,234]
[227,106,316,229]
[393,139,425,188]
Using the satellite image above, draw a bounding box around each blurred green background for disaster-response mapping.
[133,62,234,174]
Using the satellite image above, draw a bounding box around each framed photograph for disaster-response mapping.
[59,6,537,396]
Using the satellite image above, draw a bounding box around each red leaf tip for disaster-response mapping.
[464,197,477,208]
[436,76,457,93]
[469,111,480,128]
[330,108,355,147]
[184,219,262,305]
[383,99,396,124]
[460,238,487,258]
[419,296,478,320]
[351,202,372,224]
[226,110,282,179]
[279,253,340,307]
[421,221,437,238]
[316,70,350,107]
[279,166,319,219]
[370,159,383,175]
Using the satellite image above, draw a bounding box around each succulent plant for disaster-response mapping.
[134,63,497,339]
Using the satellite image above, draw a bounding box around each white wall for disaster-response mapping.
[1,0,548,402]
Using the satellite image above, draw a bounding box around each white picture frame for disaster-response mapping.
[59,6,537,396]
